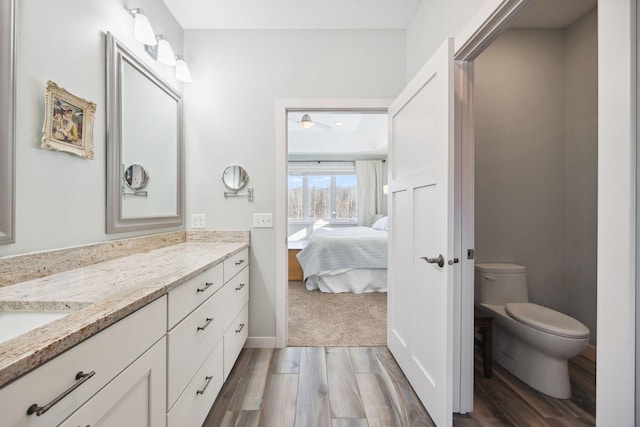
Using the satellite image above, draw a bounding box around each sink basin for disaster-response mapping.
[0,309,77,344]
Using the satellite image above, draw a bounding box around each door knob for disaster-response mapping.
[421,254,444,268]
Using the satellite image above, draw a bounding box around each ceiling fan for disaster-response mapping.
[289,113,332,130]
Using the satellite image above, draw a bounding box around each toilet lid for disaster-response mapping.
[505,303,590,338]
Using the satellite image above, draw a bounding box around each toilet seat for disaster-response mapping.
[505,302,590,338]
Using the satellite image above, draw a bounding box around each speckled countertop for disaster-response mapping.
[0,240,249,388]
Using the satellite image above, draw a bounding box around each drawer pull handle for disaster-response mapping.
[27,371,95,416]
[235,323,245,334]
[196,282,214,293]
[196,375,214,396]
[235,259,245,266]
[197,317,214,331]
[235,283,245,291]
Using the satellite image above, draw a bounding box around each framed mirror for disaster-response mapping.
[222,165,249,191]
[0,0,16,244]
[106,33,183,232]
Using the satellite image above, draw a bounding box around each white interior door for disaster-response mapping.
[387,38,455,427]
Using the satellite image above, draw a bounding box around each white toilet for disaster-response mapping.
[474,263,590,399]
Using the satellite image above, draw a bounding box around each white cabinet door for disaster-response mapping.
[60,337,167,427]
[387,38,455,427]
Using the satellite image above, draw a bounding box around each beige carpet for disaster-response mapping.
[287,281,387,346]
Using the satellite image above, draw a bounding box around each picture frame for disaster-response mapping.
[41,80,96,159]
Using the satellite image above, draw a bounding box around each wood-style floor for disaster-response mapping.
[203,347,595,427]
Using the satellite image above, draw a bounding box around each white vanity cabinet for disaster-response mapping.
[166,248,249,427]
[0,296,167,427]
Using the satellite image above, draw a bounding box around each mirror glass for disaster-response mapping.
[124,164,149,190]
[222,165,249,191]
[106,33,183,232]
[0,0,15,244]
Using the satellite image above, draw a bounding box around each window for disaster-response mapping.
[288,169,357,222]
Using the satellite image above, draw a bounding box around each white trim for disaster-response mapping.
[597,1,636,424]
[449,0,535,414]
[275,99,392,348]
[244,336,277,348]
[454,0,535,60]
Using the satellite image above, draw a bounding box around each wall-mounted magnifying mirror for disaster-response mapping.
[223,165,253,202]
[222,165,249,191]
[124,164,149,190]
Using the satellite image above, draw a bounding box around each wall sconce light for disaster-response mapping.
[175,55,192,83]
[128,8,192,82]
[145,35,176,66]
[127,8,157,46]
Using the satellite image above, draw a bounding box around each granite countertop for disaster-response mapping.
[0,240,249,388]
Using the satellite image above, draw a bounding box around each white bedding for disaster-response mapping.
[296,227,388,293]
[305,268,387,293]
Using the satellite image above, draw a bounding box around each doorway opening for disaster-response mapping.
[276,99,390,347]
[285,109,389,347]
[466,2,597,424]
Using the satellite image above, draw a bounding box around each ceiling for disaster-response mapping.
[512,0,597,28]
[287,112,388,158]
[161,0,421,30]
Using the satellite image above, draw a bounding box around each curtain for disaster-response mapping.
[356,160,383,226]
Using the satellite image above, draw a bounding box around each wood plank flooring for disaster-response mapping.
[203,347,595,427]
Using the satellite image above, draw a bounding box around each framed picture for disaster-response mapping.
[41,80,96,159]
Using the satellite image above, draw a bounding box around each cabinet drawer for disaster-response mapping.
[60,337,167,427]
[222,267,249,331]
[167,289,224,408]
[0,296,166,427]
[168,263,223,329]
[167,340,223,427]
[223,248,249,282]
[223,303,249,380]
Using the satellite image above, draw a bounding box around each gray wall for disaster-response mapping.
[405,0,486,82]
[475,10,598,343]
[183,30,406,339]
[0,0,183,257]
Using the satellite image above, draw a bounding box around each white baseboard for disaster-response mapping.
[581,344,596,363]
[245,336,277,348]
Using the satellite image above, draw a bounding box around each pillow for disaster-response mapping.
[372,216,388,231]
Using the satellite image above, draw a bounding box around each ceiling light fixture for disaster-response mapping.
[334,121,343,126]
[300,114,315,129]
[127,8,157,46]
[175,55,192,83]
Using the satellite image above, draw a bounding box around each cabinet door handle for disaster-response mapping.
[235,323,245,334]
[27,371,95,416]
[235,283,245,291]
[235,259,245,266]
[196,375,213,396]
[196,282,214,293]
[197,317,214,331]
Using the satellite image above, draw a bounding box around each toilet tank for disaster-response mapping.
[474,263,529,305]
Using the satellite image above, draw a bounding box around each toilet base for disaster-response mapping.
[493,325,572,399]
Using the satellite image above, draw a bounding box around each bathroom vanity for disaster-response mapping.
[0,231,249,427]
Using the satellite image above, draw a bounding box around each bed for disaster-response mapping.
[295,225,388,293]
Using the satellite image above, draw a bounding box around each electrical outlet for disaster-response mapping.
[191,214,205,229]
[253,213,273,228]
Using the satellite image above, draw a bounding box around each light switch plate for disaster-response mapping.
[191,214,205,229]
[253,213,273,228]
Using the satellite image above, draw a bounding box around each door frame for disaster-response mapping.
[454,0,637,423]
[274,98,393,348]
